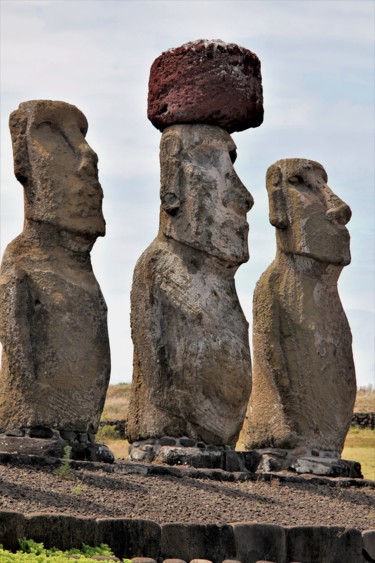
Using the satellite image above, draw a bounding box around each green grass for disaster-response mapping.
[96,425,121,441]
[342,427,375,480]
[54,445,74,480]
[0,539,131,561]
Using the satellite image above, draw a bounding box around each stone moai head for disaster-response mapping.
[147,39,263,266]
[159,124,254,265]
[9,100,105,241]
[266,158,352,265]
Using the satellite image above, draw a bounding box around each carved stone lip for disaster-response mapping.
[75,175,101,188]
[332,222,349,233]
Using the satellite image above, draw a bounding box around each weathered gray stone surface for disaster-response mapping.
[291,456,362,478]
[127,124,252,446]
[232,523,286,563]
[0,100,110,440]
[157,446,223,469]
[25,513,98,553]
[160,523,236,562]
[0,510,26,552]
[255,448,362,478]
[362,530,375,560]
[0,511,373,561]
[96,518,161,559]
[286,526,363,563]
[129,440,261,472]
[245,159,356,456]
[148,39,263,133]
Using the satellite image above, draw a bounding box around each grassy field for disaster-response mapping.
[101,383,131,420]
[345,386,375,480]
[100,384,375,479]
[342,427,375,480]
[354,385,375,412]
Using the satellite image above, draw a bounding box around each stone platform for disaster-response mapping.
[129,438,362,478]
[256,448,363,478]
[0,428,114,463]
[128,437,260,473]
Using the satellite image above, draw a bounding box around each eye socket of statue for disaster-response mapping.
[229,148,237,164]
[288,175,303,185]
[33,121,76,156]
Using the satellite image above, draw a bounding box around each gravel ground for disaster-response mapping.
[0,462,374,530]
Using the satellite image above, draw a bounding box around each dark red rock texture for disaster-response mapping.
[147,39,263,133]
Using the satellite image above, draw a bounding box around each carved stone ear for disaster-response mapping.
[266,165,289,230]
[160,158,181,214]
[160,131,182,214]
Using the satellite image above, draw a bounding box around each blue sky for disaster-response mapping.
[1,0,374,387]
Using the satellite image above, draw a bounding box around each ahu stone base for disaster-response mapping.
[256,448,362,478]
[129,439,362,478]
[129,437,260,473]
[0,428,114,463]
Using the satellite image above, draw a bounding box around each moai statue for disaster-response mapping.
[0,100,112,462]
[245,159,357,474]
[127,40,263,462]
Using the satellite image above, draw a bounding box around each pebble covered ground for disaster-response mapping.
[0,462,374,530]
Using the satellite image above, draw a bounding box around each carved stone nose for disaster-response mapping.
[223,173,254,214]
[246,189,254,212]
[77,144,98,176]
[233,173,254,211]
[326,202,352,225]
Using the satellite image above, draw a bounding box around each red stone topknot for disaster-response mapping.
[148,39,264,133]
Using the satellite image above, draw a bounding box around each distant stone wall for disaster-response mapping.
[99,420,126,438]
[0,510,374,562]
[351,412,375,430]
